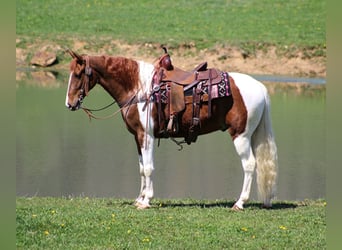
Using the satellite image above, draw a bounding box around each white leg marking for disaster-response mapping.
[233,135,256,210]
[135,154,146,206]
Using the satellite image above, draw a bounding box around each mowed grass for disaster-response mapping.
[16,197,326,249]
[16,0,325,49]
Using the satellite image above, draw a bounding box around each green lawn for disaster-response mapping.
[16,0,326,49]
[16,197,326,249]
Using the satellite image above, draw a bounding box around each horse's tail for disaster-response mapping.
[252,88,278,207]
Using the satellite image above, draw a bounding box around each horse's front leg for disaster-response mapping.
[134,134,154,209]
[134,102,155,209]
[134,154,146,206]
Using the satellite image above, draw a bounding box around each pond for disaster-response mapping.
[16,70,325,201]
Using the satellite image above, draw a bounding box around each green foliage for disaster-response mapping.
[17,197,326,249]
[16,0,326,49]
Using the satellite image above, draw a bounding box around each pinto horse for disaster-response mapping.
[65,49,278,210]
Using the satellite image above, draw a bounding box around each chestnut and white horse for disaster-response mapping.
[65,49,278,210]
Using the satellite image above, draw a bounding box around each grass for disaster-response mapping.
[16,0,326,50]
[16,197,326,249]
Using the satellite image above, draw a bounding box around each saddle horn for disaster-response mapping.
[162,46,168,54]
[160,46,173,70]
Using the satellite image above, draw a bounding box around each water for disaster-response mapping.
[252,74,326,85]
[16,71,325,201]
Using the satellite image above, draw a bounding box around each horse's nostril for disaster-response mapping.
[66,103,75,111]
[66,101,81,111]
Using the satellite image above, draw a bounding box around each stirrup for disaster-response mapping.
[186,118,200,144]
[167,114,178,134]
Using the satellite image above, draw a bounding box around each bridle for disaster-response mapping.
[69,56,92,109]
[78,56,92,105]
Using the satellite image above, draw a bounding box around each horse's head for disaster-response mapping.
[65,49,97,111]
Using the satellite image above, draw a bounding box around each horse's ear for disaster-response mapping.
[66,48,83,64]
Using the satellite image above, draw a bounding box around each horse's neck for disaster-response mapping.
[91,55,145,104]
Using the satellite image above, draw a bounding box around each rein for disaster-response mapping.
[81,92,141,121]
[81,100,118,121]
[81,94,137,121]
[82,100,117,112]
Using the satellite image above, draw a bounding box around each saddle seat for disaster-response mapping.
[161,62,221,87]
[162,62,207,84]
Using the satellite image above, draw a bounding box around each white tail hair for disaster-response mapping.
[252,91,278,206]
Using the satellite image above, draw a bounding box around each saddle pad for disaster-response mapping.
[191,71,231,99]
[153,72,231,104]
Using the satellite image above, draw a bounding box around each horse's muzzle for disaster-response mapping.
[66,101,81,111]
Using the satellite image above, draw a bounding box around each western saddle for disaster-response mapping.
[152,47,224,144]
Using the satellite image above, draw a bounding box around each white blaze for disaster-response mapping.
[65,72,73,107]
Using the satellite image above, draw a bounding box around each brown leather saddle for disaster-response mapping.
[152,47,226,144]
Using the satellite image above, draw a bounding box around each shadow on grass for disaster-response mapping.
[116,199,298,210]
[157,201,297,210]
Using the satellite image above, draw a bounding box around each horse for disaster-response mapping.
[65,48,278,210]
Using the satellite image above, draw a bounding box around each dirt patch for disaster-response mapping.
[159,45,326,78]
[16,38,326,78]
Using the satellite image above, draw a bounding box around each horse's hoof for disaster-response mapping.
[136,202,151,210]
[134,198,144,207]
[231,204,243,211]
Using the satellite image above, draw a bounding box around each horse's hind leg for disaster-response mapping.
[232,135,256,210]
